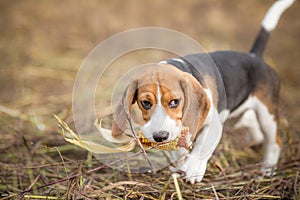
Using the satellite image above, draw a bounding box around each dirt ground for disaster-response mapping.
[0,0,299,199]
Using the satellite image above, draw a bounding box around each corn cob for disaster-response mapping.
[138,127,192,150]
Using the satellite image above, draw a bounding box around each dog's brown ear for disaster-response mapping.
[112,80,138,137]
[181,73,211,140]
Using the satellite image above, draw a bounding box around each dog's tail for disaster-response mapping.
[250,0,295,57]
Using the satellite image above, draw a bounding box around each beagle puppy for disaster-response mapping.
[111,0,294,183]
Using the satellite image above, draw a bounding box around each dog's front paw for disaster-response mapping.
[180,155,209,184]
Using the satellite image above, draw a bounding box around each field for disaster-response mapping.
[0,0,299,199]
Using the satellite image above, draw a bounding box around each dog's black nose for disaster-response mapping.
[153,131,169,142]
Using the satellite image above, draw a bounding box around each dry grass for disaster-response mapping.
[0,0,299,199]
[0,113,299,199]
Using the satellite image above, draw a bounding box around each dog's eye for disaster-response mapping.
[169,99,180,108]
[141,100,152,110]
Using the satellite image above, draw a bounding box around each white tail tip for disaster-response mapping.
[262,0,295,32]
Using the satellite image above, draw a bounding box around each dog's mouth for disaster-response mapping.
[138,127,193,150]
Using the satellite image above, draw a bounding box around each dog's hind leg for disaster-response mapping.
[253,96,281,175]
[233,109,264,146]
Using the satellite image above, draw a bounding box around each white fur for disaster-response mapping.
[181,107,223,184]
[141,85,182,142]
[180,89,223,183]
[229,96,256,118]
[234,109,264,146]
[262,0,295,31]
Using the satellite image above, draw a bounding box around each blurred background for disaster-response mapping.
[0,0,299,197]
[1,0,299,167]
[1,0,299,123]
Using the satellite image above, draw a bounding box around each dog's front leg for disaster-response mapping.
[180,109,223,184]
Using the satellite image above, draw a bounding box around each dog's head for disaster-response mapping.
[112,64,211,143]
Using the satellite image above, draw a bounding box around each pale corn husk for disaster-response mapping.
[54,114,136,154]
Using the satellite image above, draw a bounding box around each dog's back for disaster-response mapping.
[209,51,279,112]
